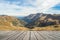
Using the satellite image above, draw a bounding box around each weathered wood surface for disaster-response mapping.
[0,31,60,40]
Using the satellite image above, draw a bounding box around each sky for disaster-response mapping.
[0,0,60,16]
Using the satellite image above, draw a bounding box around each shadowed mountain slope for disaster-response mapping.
[23,13,60,28]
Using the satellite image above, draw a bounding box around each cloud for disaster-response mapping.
[0,0,60,16]
[45,4,60,14]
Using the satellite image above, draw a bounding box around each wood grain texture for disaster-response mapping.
[0,31,60,40]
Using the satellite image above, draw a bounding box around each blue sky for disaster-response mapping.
[0,0,60,16]
[52,4,60,10]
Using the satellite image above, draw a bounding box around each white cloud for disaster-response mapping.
[0,0,60,16]
[45,8,60,14]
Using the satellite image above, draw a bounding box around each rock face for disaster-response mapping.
[23,13,43,23]
[34,14,60,27]
[23,13,60,28]
[0,15,26,27]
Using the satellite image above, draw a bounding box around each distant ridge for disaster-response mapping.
[23,13,60,28]
[0,15,27,27]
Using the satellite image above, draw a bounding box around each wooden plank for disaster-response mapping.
[38,31,60,40]
[1,31,21,40]
[16,31,27,40]
[7,31,24,40]
[23,31,30,40]
[45,31,60,40]
[30,31,37,40]
[34,31,45,40]
[47,31,60,37]
[0,31,16,40]
[0,31,60,40]
[38,31,55,40]
[37,31,47,40]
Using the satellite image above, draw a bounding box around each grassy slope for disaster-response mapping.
[0,15,60,31]
[0,15,29,31]
[0,26,29,31]
[0,25,60,31]
[32,25,60,31]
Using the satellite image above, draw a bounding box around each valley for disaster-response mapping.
[0,13,60,31]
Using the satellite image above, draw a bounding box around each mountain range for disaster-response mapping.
[0,15,29,30]
[0,13,60,30]
[22,13,60,28]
